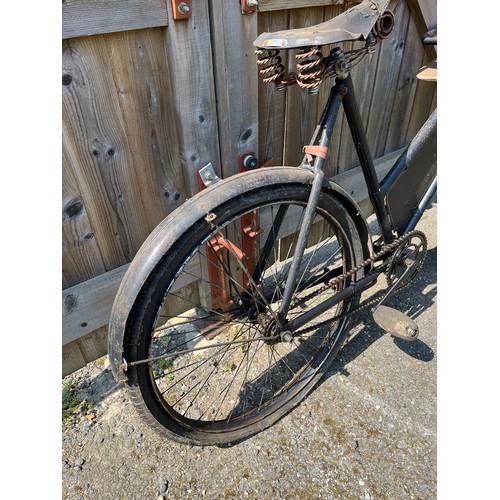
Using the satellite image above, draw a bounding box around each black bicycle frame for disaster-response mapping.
[274,55,437,328]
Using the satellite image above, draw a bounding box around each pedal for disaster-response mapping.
[370,231,427,341]
[372,305,418,341]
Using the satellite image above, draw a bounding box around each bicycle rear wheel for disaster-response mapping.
[123,182,364,445]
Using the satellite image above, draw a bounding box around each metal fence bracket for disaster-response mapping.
[241,0,257,14]
[198,163,221,188]
[171,0,191,20]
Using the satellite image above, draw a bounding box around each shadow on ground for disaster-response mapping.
[77,243,436,449]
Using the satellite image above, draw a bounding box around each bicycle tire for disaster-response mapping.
[122,181,365,445]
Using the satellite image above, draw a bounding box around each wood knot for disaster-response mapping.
[63,199,83,219]
[64,294,77,311]
[62,74,73,86]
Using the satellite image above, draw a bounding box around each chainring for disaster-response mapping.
[385,230,428,291]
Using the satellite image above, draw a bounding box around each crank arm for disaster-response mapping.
[371,257,419,341]
[372,260,415,314]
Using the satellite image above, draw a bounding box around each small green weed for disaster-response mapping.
[221,361,236,372]
[62,381,86,425]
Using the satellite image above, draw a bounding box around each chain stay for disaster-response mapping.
[291,230,427,336]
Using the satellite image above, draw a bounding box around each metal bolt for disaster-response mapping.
[247,0,259,6]
[407,326,418,337]
[178,2,190,14]
[281,331,293,343]
[243,155,258,170]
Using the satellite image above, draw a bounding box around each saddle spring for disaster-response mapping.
[295,46,324,95]
[255,46,325,94]
[255,48,287,90]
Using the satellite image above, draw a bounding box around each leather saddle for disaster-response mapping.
[254,0,390,50]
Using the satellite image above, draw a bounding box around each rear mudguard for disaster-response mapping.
[108,167,373,382]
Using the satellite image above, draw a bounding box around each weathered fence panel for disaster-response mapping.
[62,0,437,376]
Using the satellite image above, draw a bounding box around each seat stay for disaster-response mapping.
[253,0,390,50]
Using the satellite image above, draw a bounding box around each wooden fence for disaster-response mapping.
[62,0,437,376]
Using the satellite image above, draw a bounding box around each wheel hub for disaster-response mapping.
[257,312,282,341]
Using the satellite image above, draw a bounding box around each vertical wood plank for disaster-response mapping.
[77,326,109,365]
[416,0,437,29]
[406,0,437,60]
[62,327,108,377]
[62,340,87,378]
[363,0,409,160]
[63,35,149,267]
[62,152,107,286]
[162,1,220,195]
[63,28,186,285]
[430,85,437,113]
[106,29,185,230]
[402,6,437,149]
[209,1,259,177]
[257,11,289,167]
[384,17,427,155]
[161,1,222,308]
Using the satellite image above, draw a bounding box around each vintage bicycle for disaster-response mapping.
[107,0,437,446]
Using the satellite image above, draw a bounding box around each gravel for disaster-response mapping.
[62,203,437,499]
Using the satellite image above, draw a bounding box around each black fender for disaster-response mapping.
[108,167,373,382]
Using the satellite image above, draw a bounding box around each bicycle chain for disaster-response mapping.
[291,230,427,337]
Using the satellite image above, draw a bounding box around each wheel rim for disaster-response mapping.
[140,196,356,433]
